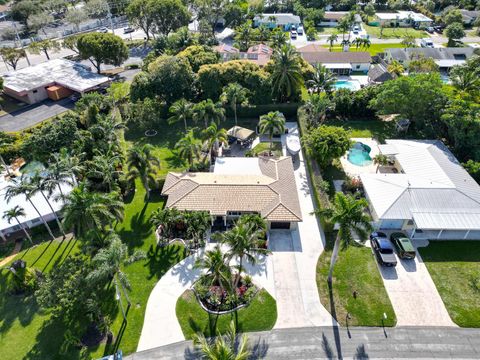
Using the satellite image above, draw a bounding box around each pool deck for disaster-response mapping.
[340,137,380,177]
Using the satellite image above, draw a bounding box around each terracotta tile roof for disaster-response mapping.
[301,51,372,64]
[161,157,302,222]
[298,44,329,54]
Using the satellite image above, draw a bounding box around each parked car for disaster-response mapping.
[420,38,434,48]
[390,232,416,259]
[97,27,108,33]
[426,26,435,34]
[297,26,304,35]
[433,25,445,33]
[353,25,360,31]
[290,30,297,39]
[124,26,135,34]
[371,236,397,267]
[370,231,387,240]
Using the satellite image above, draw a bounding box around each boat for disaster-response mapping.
[286,129,301,156]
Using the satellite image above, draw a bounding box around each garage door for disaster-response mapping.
[271,222,291,229]
[380,219,404,230]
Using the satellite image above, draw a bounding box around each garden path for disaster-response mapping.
[0,241,22,267]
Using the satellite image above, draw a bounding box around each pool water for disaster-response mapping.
[334,80,361,91]
[347,142,372,166]
[20,161,47,179]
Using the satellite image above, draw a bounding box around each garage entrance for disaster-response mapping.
[271,222,291,229]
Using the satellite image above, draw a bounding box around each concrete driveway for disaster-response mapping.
[376,243,456,327]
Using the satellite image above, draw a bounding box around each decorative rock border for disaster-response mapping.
[145,129,158,137]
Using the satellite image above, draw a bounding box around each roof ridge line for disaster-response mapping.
[263,202,302,222]
[167,182,200,207]
[378,187,408,218]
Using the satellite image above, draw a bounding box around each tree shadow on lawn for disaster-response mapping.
[144,244,187,280]
[0,278,39,335]
[166,152,186,169]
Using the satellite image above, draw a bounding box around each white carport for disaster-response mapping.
[412,212,480,240]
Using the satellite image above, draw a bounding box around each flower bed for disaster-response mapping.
[192,276,259,313]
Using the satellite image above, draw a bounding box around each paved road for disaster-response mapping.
[0,97,74,132]
[126,326,480,359]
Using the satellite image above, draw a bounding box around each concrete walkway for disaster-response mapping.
[0,240,22,267]
[377,247,456,327]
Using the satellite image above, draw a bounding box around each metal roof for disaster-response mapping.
[361,140,480,230]
[413,212,480,230]
[254,13,301,25]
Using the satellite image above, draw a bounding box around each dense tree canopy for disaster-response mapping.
[177,45,220,72]
[303,125,352,167]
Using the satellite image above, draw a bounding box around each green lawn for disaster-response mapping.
[325,119,396,143]
[252,142,283,157]
[316,236,396,327]
[323,42,407,56]
[316,27,338,35]
[419,241,480,327]
[364,24,427,39]
[176,289,277,339]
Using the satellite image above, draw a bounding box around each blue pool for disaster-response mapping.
[20,161,47,179]
[348,142,372,166]
[334,80,361,91]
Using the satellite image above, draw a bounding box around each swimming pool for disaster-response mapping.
[334,80,361,91]
[20,161,47,179]
[347,142,372,166]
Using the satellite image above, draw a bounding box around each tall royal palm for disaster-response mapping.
[304,93,333,127]
[5,177,56,240]
[327,33,338,51]
[220,83,249,126]
[126,144,160,201]
[269,44,303,102]
[62,182,124,241]
[202,122,228,162]
[168,98,193,133]
[51,148,83,186]
[3,206,33,244]
[220,222,270,288]
[194,245,232,295]
[258,111,286,151]
[315,193,372,284]
[307,64,337,94]
[192,99,226,129]
[175,130,202,169]
[30,172,67,238]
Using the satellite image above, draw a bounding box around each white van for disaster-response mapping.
[420,38,434,48]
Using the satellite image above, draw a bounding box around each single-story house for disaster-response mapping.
[253,13,301,31]
[0,174,72,240]
[460,9,480,25]
[360,140,480,240]
[2,59,110,104]
[300,51,372,75]
[298,44,329,55]
[319,11,362,27]
[375,11,433,28]
[214,43,273,67]
[161,157,302,230]
[384,47,475,71]
[368,64,393,83]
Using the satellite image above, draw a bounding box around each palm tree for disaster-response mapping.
[3,206,33,244]
[5,177,56,240]
[175,130,202,169]
[194,321,250,360]
[258,111,286,151]
[306,64,337,94]
[202,122,228,162]
[168,98,193,133]
[450,65,480,92]
[192,99,226,129]
[270,29,288,49]
[234,20,256,51]
[45,157,73,198]
[87,234,146,292]
[315,193,372,284]
[220,222,270,288]
[373,154,389,173]
[184,211,211,247]
[269,44,303,102]
[353,37,363,50]
[51,148,83,186]
[194,245,232,295]
[62,182,124,241]
[401,35,416,49]
[0,138,12,176]
[327,33,338,51]
[29,172,67,238]
[361,37,371,50]
[387,60,405,77]
[220,83,249,126]
[257,25,271,43]
[304,94,333,127]
[126,144,160,200]
[86,151,123,193]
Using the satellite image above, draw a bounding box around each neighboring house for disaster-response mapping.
[460,9,480,25]
[300,51,372,75]
[161,157,302,230]
[384,47,475,72]
[375,11,433,28]
[368,63,393,83]
[0,174,72,240]
[319,11,362,27]
[2,59,110,104]
[214,43,273,67]
[0,4,10,20]
[361,140,480,240]
[253,13,301,31]
[297,43,329,55]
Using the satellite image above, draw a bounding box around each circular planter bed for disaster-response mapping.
[144,129,158,137]
[192,276,258,314]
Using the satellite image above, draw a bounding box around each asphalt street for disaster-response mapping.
[125,326,480,359]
